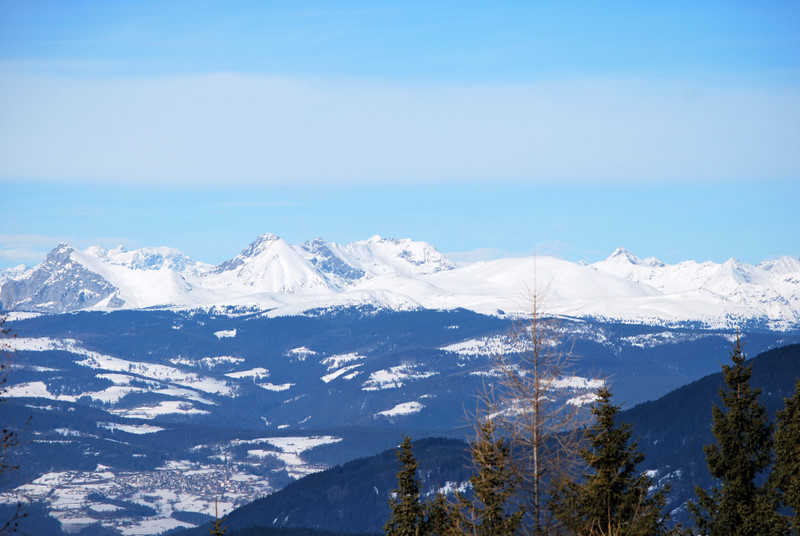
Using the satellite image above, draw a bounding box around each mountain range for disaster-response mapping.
[2,234,799,329]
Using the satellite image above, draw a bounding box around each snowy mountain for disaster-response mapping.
[591,246,800,328]
[1,236,798,329]
[208,233,331,293]
[0,244,122,313]
[84,245,211,275]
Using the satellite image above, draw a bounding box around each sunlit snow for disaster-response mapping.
[214,329,237,339]
[376,401,424,417]
[361,364,438,391]
[6,238,797,329]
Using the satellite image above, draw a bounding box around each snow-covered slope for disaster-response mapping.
[343,235,456,276]
[1,237,798,329]
[292,235,455,286]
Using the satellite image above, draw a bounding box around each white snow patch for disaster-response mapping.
[435,481,471,496]
[214,329,237,339]
[549,376,604,390]
[171,355,245,368]
[320,352,366,370]
[287,347,317,360]
[98,422,164,434]
[376,401,424,417]
[567,393,599,406]
[321,364,363,383]
[226,368,270,380]
[108,401,210,419]
[441,335,533,357]
[258,382,294,392]
[362,364,437,391]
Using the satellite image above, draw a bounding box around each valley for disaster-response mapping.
[1,306,799,534]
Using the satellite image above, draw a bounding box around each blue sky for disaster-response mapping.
[1,1,799,268]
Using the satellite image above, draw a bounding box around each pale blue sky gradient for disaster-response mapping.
[1,1,798,268]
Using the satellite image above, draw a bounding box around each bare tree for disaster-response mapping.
[485,279,588,536]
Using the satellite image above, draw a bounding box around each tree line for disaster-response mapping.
[384,331,800,536]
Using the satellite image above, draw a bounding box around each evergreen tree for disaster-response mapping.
[208,500,226,536]
[689,333,788,536]
[774,379,800,533]
[386,436,426,536]
[550,385,671,536]
[425,493,455,536]
[451,419,523,536]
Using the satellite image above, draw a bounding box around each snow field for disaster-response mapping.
[376,401,424,418]
[361,364,438,391]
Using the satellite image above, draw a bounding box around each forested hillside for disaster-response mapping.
[177,343,800,535]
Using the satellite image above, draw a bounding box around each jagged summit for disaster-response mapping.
[238,232,282,257]
[214,233,284,274]
[48,242,75,258]
[1,244,119,313]
[759,256,800,275]
[85,245,205,274]
[608,246,642,264]
[604,247,664,268]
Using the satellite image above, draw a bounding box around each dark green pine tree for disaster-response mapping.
[774,379,800,533]
[689,333,788,536]
[425,493,454,536]
[451,419,523,536]
[208,500,226,536]
[550,385,672,536]
[386,436,426,536]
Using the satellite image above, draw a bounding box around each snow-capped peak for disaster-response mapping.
[209,233,330,293]
[214,233,283,273]
[240,233,282,257]
[607,246,643,265]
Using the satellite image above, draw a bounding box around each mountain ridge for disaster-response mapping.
[1,234,798,330]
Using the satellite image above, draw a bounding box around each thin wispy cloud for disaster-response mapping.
[1,73,797,186]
